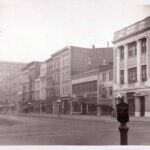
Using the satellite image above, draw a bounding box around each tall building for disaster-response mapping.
[51,46,113,114]
[0,61,26,111]
[45,58,54,113]
[20,61,41,113]
[113,16,150,117]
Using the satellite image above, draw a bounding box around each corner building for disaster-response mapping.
[113,16,150,117]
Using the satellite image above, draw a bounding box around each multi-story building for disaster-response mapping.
[0,61,25,112]
[98,64,113,115]
[113,16,150,117]
[40,61,47,101]
[71,63,113,115]
[51,46,113,114]
[33,78,40,113]
[71,69,98,115]
[45,58,54,113]
[20,61,41,113]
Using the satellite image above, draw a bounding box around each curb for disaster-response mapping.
[2,113,150,122]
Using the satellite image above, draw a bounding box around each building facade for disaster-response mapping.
[71,70,98,115]
[45,58,54,113]
[0,61,25,112]
[113,16,150,117]
[20,61,41,113]
[98,64,113,115]
[71,64,113,115]
[51,46,113,114]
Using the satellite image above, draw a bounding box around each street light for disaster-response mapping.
[28,102,32,113]
[116,94,129,145]
[57,99,61,117]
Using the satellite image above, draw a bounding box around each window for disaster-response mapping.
[101,87,107,98]
[120,46,124,60]
[109,70,113,81]
[141,38,146,53]
[92,80,97,91]
[141,65,147,82]
[120,70,124,85]
[109,87,113,96]
[128,67,137,83]
[102,72,106,81]
[128,42,137,57]
[87,82,90,92]
[62,70,65,81]
[83,83,86,92]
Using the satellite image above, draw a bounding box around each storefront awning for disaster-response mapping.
[133,91,147,97]
[97,99,112,106]
[78,97,97,104]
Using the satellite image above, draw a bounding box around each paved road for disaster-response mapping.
[0,114,149,145]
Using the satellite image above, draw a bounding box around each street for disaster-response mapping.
[0,114,149,145]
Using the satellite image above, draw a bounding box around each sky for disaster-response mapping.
[0,0,150,63]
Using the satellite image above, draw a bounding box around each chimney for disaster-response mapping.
[103,59,107,65]
[92,45,95,49]
[107,41,109,47]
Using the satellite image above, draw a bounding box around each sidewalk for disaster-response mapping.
[9,112,150,122]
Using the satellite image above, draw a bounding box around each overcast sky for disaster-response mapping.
[0,0,150,63]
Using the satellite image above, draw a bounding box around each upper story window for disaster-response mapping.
[128,42,137,57]
[109,70,113,81]
[120,70,124,85]
[141,65,147,82]
[128,67,137,83]
[141,38,147,54]
[102,72,106,82]
[120,46,124,60]
[109,87,113,96]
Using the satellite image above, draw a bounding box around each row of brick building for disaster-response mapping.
[1,16,150,117]
[0,61,26,112]
[18,46,113,115]
[18,16,150,117]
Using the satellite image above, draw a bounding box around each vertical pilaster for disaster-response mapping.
[137,40,141,83]
[97,74,101,116]
[86,104,89,114]
[69,99,73,115]
[135,97,140,117]
[147,34,150,81]
[116,48,120,85]
[124,44,128,85]
[60,56,62,96]
[113,47,117,84]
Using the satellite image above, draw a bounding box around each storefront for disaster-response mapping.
[114,91,147,117]
[99,99,112,115]
[46,101,53,114]
[60,97,70,114]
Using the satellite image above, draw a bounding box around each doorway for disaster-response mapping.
[127,92,135,116]
[128,99,135,116]
[140,96,145,117]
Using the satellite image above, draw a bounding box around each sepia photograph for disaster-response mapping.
[0,0,150,149]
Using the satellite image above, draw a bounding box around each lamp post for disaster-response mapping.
[28,102,31,114]
[11,104,15,113]
[116,94,129,145]
[57,99,61,117]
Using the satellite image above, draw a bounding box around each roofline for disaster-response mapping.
[21,61,41,71]
[71,69,98,80]
[0,60,27,65]
[114,16,150,35]
[51,46,70,57]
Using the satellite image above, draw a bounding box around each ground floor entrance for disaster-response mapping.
[115,91,147,117]
[140,96,145,117]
